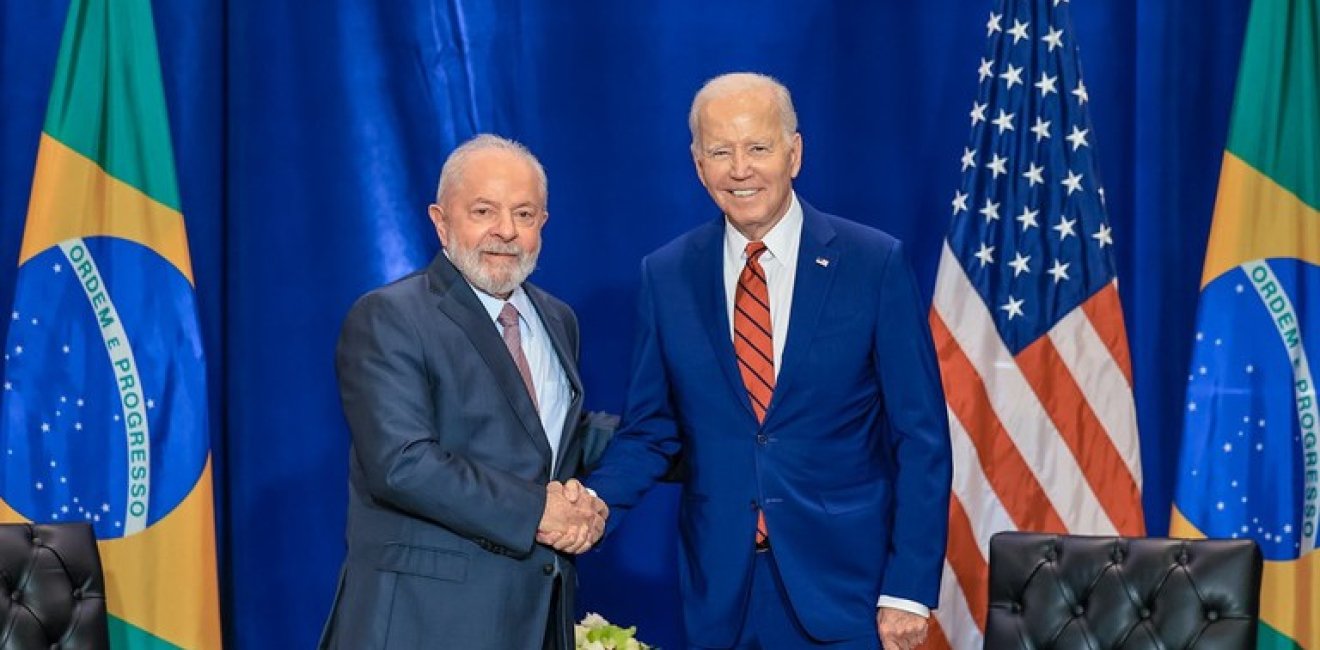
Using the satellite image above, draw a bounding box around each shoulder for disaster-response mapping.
[641,218,722,272]
[804,204,905,269]
[346,269,428,318]
[338,269,436,346]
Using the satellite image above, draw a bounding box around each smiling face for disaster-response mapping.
[428,148,547,298]
[691,87,802,241]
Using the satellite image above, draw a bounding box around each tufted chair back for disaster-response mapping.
[985,532,1262,649]
[0,523,108,650]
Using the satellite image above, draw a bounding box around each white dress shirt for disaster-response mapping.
[720,192,930,619]
[471,285,572,473]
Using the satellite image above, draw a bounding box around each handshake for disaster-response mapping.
[536,479,609,554]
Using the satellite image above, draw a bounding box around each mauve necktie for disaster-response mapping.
[497,302,538,411]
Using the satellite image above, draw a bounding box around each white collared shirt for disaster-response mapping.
[470,285,572,473]
[719,192,930,619]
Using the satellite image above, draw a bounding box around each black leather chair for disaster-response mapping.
[986,531,1262,649]
[0,522,109,649]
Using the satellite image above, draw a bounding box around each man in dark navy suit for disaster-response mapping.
[321,134,606,650]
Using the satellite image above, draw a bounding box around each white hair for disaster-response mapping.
[688,72,798,148]
[435,133,548,204]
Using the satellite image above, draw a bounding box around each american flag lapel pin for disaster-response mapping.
[816,257,829,267]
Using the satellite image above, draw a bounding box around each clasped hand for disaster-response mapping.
[536,479,608,554]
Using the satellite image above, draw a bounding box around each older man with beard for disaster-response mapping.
[320,134,607,650]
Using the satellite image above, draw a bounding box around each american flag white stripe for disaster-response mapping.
[933,244,1116,534]
[936,559,983,650]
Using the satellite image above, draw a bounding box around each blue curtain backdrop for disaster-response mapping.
[0,1,1251,647]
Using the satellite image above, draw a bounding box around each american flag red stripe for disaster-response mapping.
[925,617,955,650]
[1080,283,1135,386]
[944,496,989,630]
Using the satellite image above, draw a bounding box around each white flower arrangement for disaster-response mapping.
[574,612,652,649]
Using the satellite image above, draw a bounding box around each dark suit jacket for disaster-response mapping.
[320,253,586,650]
[588,201,952,646]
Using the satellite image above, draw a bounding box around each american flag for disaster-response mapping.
[926,1,1144,647]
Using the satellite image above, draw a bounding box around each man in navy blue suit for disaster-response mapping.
[587,73,952,649]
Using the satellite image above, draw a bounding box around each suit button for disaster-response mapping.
[756,434,768,445]
[542,563,554,576]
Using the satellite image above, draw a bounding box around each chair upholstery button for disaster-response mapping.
[72,588,83,599]
[10,591,19,602]
[30,537,40,545]
[1206,610,1220,621]
[542,563,554,576]
[1140,607,1150,619]
[1177,552,1189,564]
[1072,604,1085,616]
[1010,602,1022,614]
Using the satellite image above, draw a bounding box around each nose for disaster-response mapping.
[729,150,753,180]
[491,210,518,240]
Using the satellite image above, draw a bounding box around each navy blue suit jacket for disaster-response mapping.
[321,253,586,649]
[588,201,952,645]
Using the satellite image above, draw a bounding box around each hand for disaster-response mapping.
[562,479,609,520]
[536,480,606,554]
[877,607,928,650]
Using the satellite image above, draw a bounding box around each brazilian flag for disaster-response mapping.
[0,0,221,648]
[1173,0,1319,647]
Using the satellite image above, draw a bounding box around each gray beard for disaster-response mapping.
[447,240,539,297]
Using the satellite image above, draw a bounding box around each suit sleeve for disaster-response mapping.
[584,257,683,531]
[873,241,953,607]
[336,292,546,555]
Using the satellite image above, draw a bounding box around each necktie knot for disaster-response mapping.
[497,302,520,330]
[745,241,768,262]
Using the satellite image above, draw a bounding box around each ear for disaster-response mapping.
[691,144,711,189]
[789,132,803,179]
[427,203,450,248]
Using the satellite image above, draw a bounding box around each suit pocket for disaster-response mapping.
[818,480,887,515]
[377,542,469,582]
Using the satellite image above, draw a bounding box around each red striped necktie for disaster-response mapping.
[734,241,773,547]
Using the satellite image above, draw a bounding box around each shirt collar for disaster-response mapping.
[723,191,803,264]
[469,280,536,337]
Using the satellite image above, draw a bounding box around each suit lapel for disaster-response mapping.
[426,254,553,464]
[691,220,758,421]
[524,284,584,478]
[769,203,839,414]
